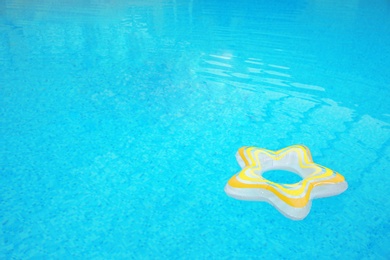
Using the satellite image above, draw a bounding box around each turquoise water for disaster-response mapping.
[1,0,390,258]
[262,170,302,184]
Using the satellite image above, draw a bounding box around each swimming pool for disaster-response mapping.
[1,0,389,258]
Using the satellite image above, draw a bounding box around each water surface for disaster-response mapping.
[1,0,390,258]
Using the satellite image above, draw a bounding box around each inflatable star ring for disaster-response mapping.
[224,145,348,220]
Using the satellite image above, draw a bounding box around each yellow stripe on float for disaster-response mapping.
[227,173,346,208]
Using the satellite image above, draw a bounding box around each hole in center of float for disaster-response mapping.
[262,170,302,184]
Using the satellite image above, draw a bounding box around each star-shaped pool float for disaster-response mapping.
[224,145,348,220]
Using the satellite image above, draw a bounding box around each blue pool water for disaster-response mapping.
[1,0,390,258]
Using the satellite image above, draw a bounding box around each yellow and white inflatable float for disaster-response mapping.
[224,145,348,220]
